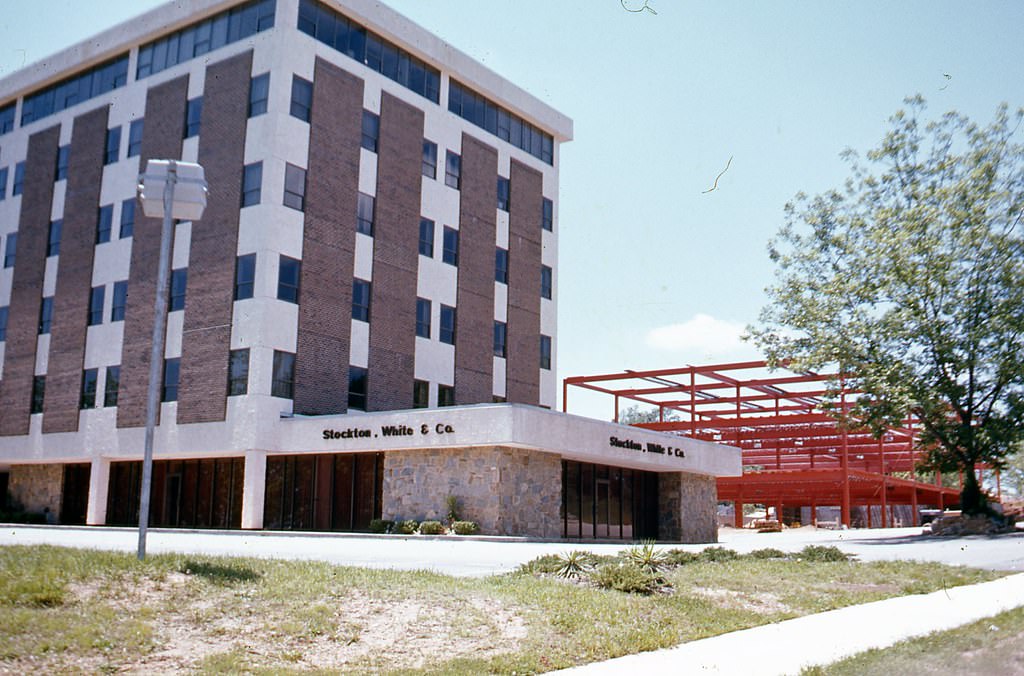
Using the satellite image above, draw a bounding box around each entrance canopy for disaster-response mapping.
[564,360,965,527]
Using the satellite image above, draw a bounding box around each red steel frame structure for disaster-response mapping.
[564,360,979,529]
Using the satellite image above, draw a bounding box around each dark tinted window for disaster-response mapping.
[497,176,510,211]
[440,305,455,345]
[413,380,429,408]
[170,268,187,311]
[0,306,7,341]
[249,73,270,117]
[111,281,128,321]
[21,55,129,126]
[105,126,121,164]
[495,247,508,284]
[283,163,306,211]
[418,218,434,257]
[55,145,70,180]
[120,199,135,239]
[278,255,300,303]
[348,366,368,410]
[356,193,374,235]
[88,286,105,326]
[12,162,24,196]
[96,205,113,244]
[444,151,460,189]
[235,253,256,300]
[442,227,458,266]
[241,162,262,207]
[416,298,431,338]
[438,384,455,407]
[104,366,120,407]
[31,376,45,414]
[127,119,144,157]
[47,220,62,257]
[4,233,16,267]
[494,321,507,358]
[38,296,53,334]
[184,97,202,138]
[542,197,553,231]
[361,110,379,152]
[290,76,313,121]
[541,335,552,370]
[272,350,295,399]
[541,265,553,300]
[162,358,180,402]
[228,348,250,396]
[352,278,370,322]
[80,368,98,409]
[422,140,437,178]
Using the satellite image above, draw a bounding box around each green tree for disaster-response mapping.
[751,97,1024,515]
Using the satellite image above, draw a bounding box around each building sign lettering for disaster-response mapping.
[609,436,686,459]
[322,422,456,441]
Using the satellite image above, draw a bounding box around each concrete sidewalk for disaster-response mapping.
[554,572,1024,675]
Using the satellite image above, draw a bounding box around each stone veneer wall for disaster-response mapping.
[658,472,719,543]
[7,464,63,523]
[382,446,562,538]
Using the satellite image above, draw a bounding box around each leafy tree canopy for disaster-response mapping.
[751,96,1024,514]
[617,404,680,425]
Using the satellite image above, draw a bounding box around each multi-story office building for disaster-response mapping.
[0,0,737,541]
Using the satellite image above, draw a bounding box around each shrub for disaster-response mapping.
[556,551,593,579]
[450,520,479,535]
[394,519,419,535]
[445,494,461,524]
[797,545,853,562]
[368,519,393,534]
[624,542,668,574]
[590,562,660,594]
[517,554,563,575]
[663,549,701,566]
[747,547,789,560]
[418,520,445,535]
[699,547,740,562]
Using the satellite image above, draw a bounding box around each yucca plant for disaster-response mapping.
[625,541,668,574]
[556,550,593,579]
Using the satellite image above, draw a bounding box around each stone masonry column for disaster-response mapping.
[86,457,110,525]
[659,472,719,543]
[241,451,267,530]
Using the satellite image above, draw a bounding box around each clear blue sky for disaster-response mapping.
[2,1,1023,419]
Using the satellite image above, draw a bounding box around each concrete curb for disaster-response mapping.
[553,572,1024,675]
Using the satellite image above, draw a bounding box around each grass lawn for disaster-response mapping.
[0,544,1004,674]
[803,605,1024,675]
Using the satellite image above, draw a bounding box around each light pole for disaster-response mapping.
[135,159,207,560]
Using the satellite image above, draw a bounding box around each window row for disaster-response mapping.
[297,0,441,103]
[448,79,555,165]
[29,365,121,414]
[19,55,129,127]
[136,0,275,79]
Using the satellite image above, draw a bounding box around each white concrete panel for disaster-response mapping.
[350,319,369,368]
[164,309,183,359]
[171,221,192,269]
[42,256,58,298]
[35,334,49,375]
[354,232,374,280]
[492,356,506,399]
[84,322,124,370]
[416,257,457,307]
[50,181,66,222]
[358,149,377,196]
[494,283,507,322]
[495,209,509,247]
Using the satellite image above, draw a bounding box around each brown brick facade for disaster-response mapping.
[454,134,499,404]
[506,159,543,404]
[0,125,60,436]
[177,51,253,424]
[117,76,189,428]
[42,106,109,433]
[293,58,363,414]
[366,92,423,411]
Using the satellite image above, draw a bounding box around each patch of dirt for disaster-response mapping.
[58,579,529,673]
[691,586,791,614]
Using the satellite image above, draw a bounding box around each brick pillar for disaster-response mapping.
[43,105,109,433]
[506,159,543,404]
[118,75,189,428]
[178,50,253,424]
[293,58,363,415]
[366,92,424,411]
[0,126,60,436]
[453,134,498,404]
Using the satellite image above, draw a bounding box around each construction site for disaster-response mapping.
[564,360,1005,529]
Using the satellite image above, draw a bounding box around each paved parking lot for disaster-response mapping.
[2,523,1022,575]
